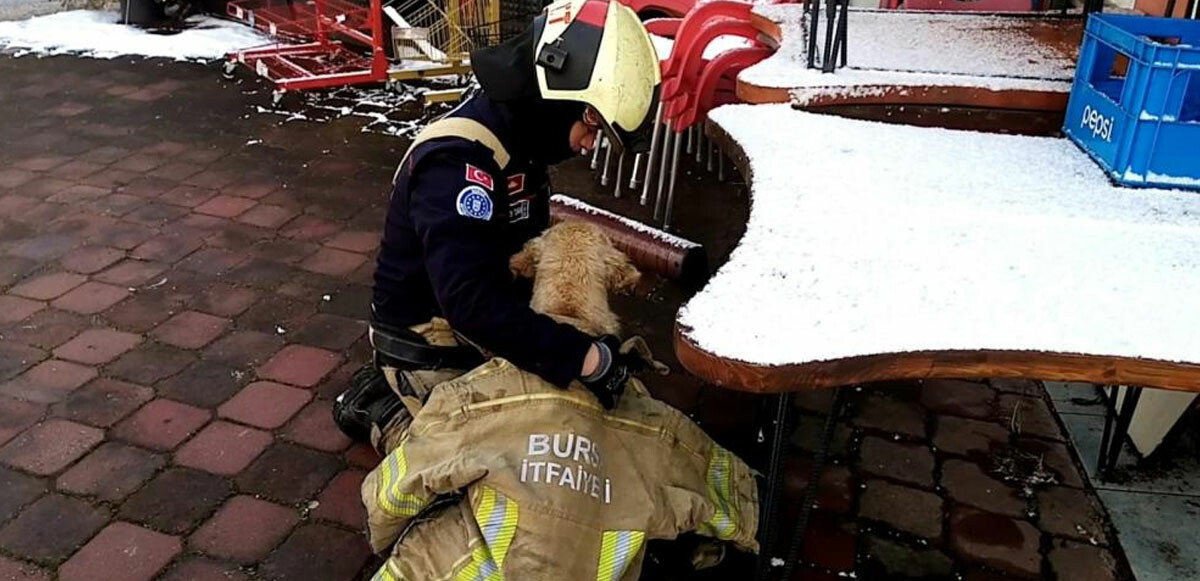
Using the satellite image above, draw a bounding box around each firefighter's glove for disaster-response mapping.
[581,335,644,409]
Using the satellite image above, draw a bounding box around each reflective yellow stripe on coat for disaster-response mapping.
[699,447,739,540]
[596,530,645,581]
[378,444,428,517]
[454,486,519,581]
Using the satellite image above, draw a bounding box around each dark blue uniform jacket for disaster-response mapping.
[372,93,594,388]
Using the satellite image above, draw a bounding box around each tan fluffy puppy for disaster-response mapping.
[510,221,641,336]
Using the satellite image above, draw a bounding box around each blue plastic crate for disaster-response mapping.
[1063,13,1200,190]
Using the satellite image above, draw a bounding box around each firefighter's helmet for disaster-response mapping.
[472,0,661,153]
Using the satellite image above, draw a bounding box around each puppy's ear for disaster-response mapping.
[606,248,641,293]
[509,238,542,279]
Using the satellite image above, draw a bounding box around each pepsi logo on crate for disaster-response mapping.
[1063,13,1200,190]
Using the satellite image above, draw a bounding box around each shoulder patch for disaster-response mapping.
[465,164,494,190]
[506,173,526,196]
[456,185,494,221]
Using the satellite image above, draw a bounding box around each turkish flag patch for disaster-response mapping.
[506,173,526,196]
[464,164,494,190]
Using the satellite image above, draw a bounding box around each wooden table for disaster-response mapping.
[677,104,1200,578]
[738,6,1084,114]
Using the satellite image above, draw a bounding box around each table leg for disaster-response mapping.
[780,387,847,580]
[755,392,792,581]
[1099,386,1143,480]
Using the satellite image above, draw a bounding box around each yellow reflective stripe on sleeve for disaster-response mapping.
[377,444,428,517]
[473,486,519,569]
[371,562,401,581]
[453,542,503,581]
[699,447,739,540]
[595,530,646,581]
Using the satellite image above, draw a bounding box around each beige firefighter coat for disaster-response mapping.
[361,355,759,581]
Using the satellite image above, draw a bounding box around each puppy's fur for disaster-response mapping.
[510,221,640,336]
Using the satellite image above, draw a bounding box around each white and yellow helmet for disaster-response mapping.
[472,0,661,153]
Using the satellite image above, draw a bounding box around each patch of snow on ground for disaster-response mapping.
[741,5,1075,95]
[679,104,1200,367]
[0,10,268,61]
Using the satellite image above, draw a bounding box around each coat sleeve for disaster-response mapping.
[407,148,595,388]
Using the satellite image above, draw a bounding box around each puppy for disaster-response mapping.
[510,220,641,336]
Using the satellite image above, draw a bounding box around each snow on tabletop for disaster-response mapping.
[741,5,1076,97]
[679,104,1200,367]
[551,195,701,250]
[0,10,269,61]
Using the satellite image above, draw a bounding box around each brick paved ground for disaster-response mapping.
[0,53,1132,580]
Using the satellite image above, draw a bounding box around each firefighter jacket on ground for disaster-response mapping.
[360,350,760,581]
[371,90,596,391]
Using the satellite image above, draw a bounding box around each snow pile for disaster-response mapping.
[740,5,1076,98]
[0,10,269,61]
[679,104,1200,367]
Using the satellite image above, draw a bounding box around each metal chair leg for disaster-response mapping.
[613,153,624,198]
[640,103,665,206]
[629,153,644,190]
[754,393,793,581]
[653,126,675,220]
[600,137,613,186]
[780,388,847,581]
[663,129,684,231]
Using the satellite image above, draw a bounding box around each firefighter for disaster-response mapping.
[334,0,662,449]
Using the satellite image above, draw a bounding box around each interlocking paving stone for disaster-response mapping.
[58,522,181,581]
[50,379,153,428]
[0,494,108,565]
[190,495,298,564]
[55,442,165,501]
[0,420,103,476]
[118,468,231,535]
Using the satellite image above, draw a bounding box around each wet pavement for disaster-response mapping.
[0,50,1136,580]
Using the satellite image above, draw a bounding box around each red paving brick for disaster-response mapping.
[175,421,272,476]
[55,441,164,501]
[107,343,197,384]
[8,272,87,300]
[195,195,257,218]
[0,555,50,581]
[0,343,43,382]
[219,382,311,429]
[313,470,366,529]
[300,247,367,276]
[50,282,129,315]
[53,329,142,364]
[202,330,283,367]
[176,247,248,275]
[0,466,46,525]
[325,231,379,253]
[0,360,97,404]
[58,246,125,274]
[193,283,258,317]
[151,311,230,349]
[257,345,341,388]
[237,204,298,228]
[50,378,153,428]
[0,295,45,324]
[94,259,167,286]
[159,185,218,208]
[112,399,210,451]
[281,216,341,241]
[158,559,250,581]
[259,524,371,581]
[129,233,203,263]
[190,495,298,564]
[58,522,181,581]
[293,313,366,351]
[0,494,109,566]
[282,401,353,453]
[0,396,45,448]
[118,468,230,535]
[949,507,1041,577]
[236,443,342,504]
[0,419,103,476]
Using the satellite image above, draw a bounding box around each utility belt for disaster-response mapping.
[368,322,485,372]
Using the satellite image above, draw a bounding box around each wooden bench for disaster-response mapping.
[677,104,1200,578]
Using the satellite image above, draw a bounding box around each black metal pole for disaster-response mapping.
[821,0,838,73]
[780,388,848,581]
[755,393,793,581]
[806,0,821,69]
[1166,0,1178,17]
[1103,387,1144,478]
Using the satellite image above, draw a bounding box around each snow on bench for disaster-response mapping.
[739,5,1081,106]
[677,104,1200,388]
